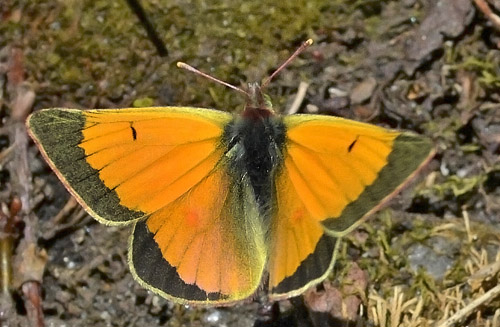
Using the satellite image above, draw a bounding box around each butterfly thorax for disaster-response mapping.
[223,97,286,215]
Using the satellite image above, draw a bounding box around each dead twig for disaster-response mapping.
[436,283,500,327]
[22,282,44,327]
[42,202,91,241]
[473,0,500,32]
[8,47,34,213]
[6,46,45,327]
[286,81,309,115]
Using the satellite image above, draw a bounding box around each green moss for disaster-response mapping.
[4,0,421,114]
[133,97,154,107]
[428,175,486,198]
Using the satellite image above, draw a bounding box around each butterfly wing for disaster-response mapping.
[27,108,231,225]
[268,114,434,299]
[27,108,266,304]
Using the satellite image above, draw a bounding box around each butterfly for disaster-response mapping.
[26,40,434,306]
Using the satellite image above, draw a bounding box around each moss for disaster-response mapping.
[428,174,486,198]
[133,97,154,107]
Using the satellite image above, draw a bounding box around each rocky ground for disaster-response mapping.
[0,0,499,326]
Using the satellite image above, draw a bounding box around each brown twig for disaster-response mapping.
[42,199,91,241]
[0,198,22,296]
[436,284,500,327]
[6,46,45,327]
[8,47,34,213]
[16,216,47,327]
[22,282,44,327]
[473,0,500,31]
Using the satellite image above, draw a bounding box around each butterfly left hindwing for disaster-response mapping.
[130,159,266,305]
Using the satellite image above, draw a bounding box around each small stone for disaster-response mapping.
[407,236,458,280]
[203,310,222,324]
[350,77,377,104]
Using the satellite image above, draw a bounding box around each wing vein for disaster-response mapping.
[152,156,229,236]
[194,232,207,287]
[79,126,130,144]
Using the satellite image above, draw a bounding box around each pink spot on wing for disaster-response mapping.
[291,208,305,224]
[186,209,200,227]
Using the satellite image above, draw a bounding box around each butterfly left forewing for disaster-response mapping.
[268,114,434,299]
[27,108,146,224]
[27,107,232,225]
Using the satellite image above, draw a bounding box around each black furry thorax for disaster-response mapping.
[222,114,286,211]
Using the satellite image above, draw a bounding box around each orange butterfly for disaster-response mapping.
[26,40,434,305]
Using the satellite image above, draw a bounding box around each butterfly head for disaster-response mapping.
[241,39,313,119]
[177,39,314,121]
[242,82,275,119]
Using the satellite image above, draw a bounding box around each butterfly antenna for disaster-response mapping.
[261,39,313,90]
[177,62,250,97]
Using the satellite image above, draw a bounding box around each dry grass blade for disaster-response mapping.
[368,287,428,327]
[286,81,309,114]
[436,284,500,327]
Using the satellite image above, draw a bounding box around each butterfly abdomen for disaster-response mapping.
[223,116,286,212]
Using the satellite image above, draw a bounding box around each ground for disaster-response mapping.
[0,0,499,326]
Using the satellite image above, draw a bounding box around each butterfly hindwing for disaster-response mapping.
[268,114,434,298]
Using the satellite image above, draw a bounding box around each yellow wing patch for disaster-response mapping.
[284,118,397,221]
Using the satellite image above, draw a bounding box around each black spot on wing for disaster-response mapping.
[347,136,359,153]
[130,122,137,141]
